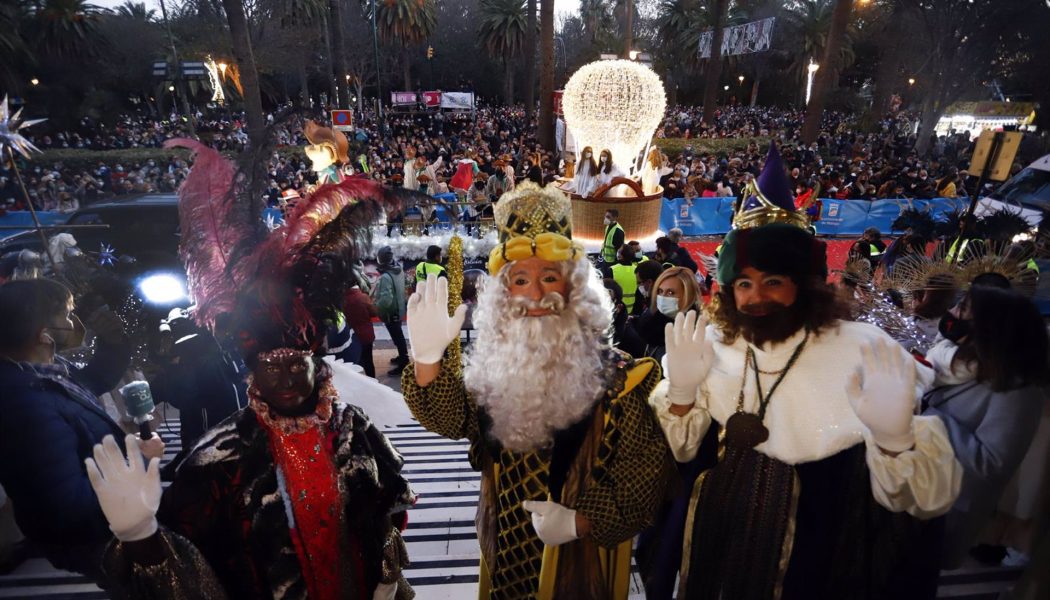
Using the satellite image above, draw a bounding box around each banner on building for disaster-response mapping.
[440,92,475,110]
[553,90,564,116]
[698,17,776,59]
[390,92,418,106]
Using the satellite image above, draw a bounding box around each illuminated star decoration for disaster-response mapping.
[99,243,116,266]
[264,212,283,232]
[0,95,46,159]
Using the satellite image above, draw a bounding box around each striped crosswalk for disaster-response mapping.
[0,420,1026,599]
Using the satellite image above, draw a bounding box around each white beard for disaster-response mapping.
[463,260,613,452]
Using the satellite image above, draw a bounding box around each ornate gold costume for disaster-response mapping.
[402,352,672,599]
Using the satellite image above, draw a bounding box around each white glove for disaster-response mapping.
[406,274,468,364]
[522,500,578,547]
[84,434,161,542]
[373,581,397,600]
[663,311,715,406]
[846,339,917,453]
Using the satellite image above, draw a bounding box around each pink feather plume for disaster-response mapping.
[164,138,260,331]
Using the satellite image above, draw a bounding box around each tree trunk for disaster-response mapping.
[322,15,337,106]
[701,0,728,125]
[538,0,555,150]
[220,0,265,150]
[298,54,310,108]
[623,0,632,57]
[915,87,947,156]
[801,0,853,143]
[328,0,349,107]
[524,0,537,119]
[402,57,412,92]
[749,77,760,107]
[504,58,514,106]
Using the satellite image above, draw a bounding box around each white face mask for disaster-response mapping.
[656,295,680,318]
[638,285,649,298]
[603,217,612,225]
[583,152,592,158]
[600,156,608,164]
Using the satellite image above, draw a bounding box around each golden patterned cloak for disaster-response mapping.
[402,349,673,600]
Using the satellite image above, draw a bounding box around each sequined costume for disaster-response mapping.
[103,377,415,600]
[402,349,672,599]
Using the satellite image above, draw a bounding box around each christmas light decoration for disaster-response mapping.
[445,234,464,371]
[562,60,667,175]
[205,56,225,105]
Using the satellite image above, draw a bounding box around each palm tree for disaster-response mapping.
[781,0,856,89]
[34,0,105,59]
[0,1,30,89]
[114,1,156,21]
[328,0,349,106]
[219,0,266,151]
[538,0,554,149]
[700,0,727,125]
[369,0,437,90]
[801,0,853,143]
[478,0,526,106]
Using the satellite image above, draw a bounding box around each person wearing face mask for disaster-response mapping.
[569,146,599,198]
[601,209,626,264]
[620,266,700,363]
[594,148,625,191]
[0,278,163,583]
[920,285,1049,569]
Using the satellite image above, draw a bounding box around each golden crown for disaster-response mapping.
[493,182,574,243]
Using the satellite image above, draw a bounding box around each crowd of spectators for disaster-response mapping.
[4,101,1043,218]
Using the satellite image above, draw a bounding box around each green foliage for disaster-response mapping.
[477,0,527,62]
[653,137,769,160]
[27,146,308,171]
[369,0,438,46]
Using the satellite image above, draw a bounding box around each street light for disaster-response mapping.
[738,75,744,84]
[908,77,916,86]
[629,50,639,61]
[30,78,39,86]
[805,60,820,105]
[723,85,729,91]
[168,85,176,92]
[218,62,227,78]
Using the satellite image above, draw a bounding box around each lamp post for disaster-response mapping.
[805,60,820,105]
[30,78,39,86]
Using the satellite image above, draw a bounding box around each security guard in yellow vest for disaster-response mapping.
[608,245,640,313]
[415,245,447,282]
[601,209,625,263]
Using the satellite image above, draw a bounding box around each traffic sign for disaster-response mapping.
[331,110,354,131]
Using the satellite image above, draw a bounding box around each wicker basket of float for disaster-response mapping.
[563,177,664,240]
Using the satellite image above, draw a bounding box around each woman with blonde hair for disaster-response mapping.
[621,266,701,361]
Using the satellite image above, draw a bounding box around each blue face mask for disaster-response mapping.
[656,295,680,318]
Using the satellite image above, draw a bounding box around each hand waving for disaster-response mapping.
[406,274,468,365]
[84,434,161,542]
[664,311,715,405]
[846,339,917,454]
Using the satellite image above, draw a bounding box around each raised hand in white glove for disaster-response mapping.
[373,581,397,600]
[522,500,579,547]
[846,339,917,454]
[84,434,161,542]
[406,274,468,365]
[663,310,715,406]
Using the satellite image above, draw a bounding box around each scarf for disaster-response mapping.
[925,339,978,386]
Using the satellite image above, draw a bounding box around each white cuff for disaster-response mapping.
[865,416,962,519]
[651,380,711,463]
[113,517,158,543]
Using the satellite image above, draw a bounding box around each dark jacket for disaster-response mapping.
[0,340,130,574]
[666,246,699,273]
[620,309,673,362]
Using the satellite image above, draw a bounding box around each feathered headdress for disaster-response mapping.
[169,139,430,363]
[891,207,936,242]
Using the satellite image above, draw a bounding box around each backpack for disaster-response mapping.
[372,272,398,320]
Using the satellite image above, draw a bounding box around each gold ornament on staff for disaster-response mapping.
[445,234,464,371]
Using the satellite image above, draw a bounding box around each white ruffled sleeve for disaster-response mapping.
[649,379,713,463]
[865,415,962,518]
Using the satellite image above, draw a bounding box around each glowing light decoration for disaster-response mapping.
[205,56,225,105]
[562,59,666,176]
[805,60,819,105]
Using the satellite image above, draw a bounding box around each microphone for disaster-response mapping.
[121,380,156,441]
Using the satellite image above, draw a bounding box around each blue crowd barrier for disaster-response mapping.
[0,211,70,240]
[659,197,971,237]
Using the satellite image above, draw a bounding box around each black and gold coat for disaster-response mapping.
[402,349,674,600]
[102,402,415,600]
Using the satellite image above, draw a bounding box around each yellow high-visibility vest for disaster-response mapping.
[610,262,639,312]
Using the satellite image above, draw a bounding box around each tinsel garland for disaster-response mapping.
[445,235,464,373]
[369,227,499,260]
